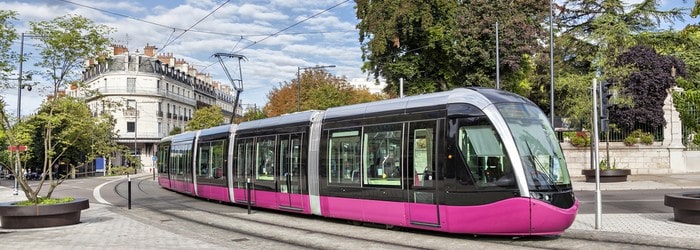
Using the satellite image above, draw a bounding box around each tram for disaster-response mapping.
[157,88,578,235]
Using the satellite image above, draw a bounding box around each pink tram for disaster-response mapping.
[157,88,578,235]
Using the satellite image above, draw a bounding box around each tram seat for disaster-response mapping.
[351,169,360,182]
[214,167,222,178]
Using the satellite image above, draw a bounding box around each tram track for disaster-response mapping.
[110,177,433,249]
[106,177,693,249]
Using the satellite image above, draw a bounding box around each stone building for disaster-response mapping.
[71,44,240,170]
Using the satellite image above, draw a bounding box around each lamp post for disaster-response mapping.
[297,65,335,112]
[14,33,39,195]
[549,0,555,127]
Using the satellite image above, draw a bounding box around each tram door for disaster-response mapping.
[277,134,303,210]
[234,138,256,204]
[407,121,441,227]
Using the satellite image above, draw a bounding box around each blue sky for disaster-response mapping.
[1,0,698,117]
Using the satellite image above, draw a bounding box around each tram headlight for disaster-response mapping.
[530,192,552,202]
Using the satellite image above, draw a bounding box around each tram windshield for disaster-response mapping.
[496,103,571,190]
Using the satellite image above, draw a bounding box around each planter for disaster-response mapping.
[664,192,700,225]
[581,169,631,183]
[0,198,89,229]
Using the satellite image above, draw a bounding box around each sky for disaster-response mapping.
[1,0,699,117]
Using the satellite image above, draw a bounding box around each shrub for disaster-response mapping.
[109,165,136,175]
[599,158,617,170]
[625,129,654,146]
[569,131,591,147]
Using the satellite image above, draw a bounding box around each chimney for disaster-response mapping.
[144,43,157,57]
[112,44,128,56]
[157,53,175,65]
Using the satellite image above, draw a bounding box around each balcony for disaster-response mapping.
[123,109,138,117]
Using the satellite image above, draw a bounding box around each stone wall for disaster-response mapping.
[562,88,699,176]
[561,142,692,176]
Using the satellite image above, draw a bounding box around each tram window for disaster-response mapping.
[236,138,254,187]
[157,145,169,173]
[411,122,435,187]
[198,144,211,177]
[211,140,225,179]
[199,140,226,179]
[279,134,302,192]
[363,124,402,187]
[256,136,276,181]
[457,119,514,187]
[328,130,360,185]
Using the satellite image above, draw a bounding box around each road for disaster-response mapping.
[575,189,677,214]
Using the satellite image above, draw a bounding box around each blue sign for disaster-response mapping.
[95,157,105,173]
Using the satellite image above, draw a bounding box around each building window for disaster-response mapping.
[127,77,136,93]
[127,121,135,133]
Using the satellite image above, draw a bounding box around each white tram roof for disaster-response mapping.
[324,88,493,120]
[237,110,321,131]
[171,130,197,143]
[199,124,236,137]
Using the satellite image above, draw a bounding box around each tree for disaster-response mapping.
[608,46,685,130]
[23,97,120,199]
[29,15,113,95]
[554,0,684,128]
[235,106,267,123]
[0,10,18,87]
[265,69,384,116]
[356,0,549,95]
[186,105,224,130]
[169,126,182,135]
[0,15,115,204]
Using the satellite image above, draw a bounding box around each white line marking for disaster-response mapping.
[93,177,125,205]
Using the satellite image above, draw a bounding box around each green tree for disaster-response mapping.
[169,126,182,135]
[29,15,113,95]
[356,0,549,95]
[235,106,267,123]
[555,0,684,128]
[0,15,115,203]
[186,105,224,130]
[23,97,120,199]
[265,69,384,116]
[0,10,18,87]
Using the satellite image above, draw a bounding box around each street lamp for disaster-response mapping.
[297,65,335,112]
[14,33,40,196]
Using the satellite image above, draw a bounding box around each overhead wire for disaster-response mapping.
[159,0,231,52]
[55,0,354,41]
[232,0,351,54]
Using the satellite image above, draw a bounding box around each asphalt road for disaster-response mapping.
[575,189,677,214]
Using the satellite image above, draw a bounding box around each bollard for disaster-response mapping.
[246,178,251,214]
[128,173,132,210]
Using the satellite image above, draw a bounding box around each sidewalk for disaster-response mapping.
[568,172,700,248]
[0,175,226,249]
[572,172,700,191]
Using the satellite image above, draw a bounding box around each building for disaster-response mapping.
[71,44,240,170]
[348,78,386,94]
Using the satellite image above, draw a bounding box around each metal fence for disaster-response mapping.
[681,107,700,151]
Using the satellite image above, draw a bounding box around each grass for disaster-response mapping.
[14,197,75,206]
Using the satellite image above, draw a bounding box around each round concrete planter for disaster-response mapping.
[0,198,89,229]
[665,192,700,225]
[581,169,631,183]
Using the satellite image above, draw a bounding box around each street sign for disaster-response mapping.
[6,145,27,152]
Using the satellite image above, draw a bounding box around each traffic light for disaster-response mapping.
[599,81,613,132]
[599,81,613,118]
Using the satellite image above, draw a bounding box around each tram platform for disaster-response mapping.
[0,172,698,249]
